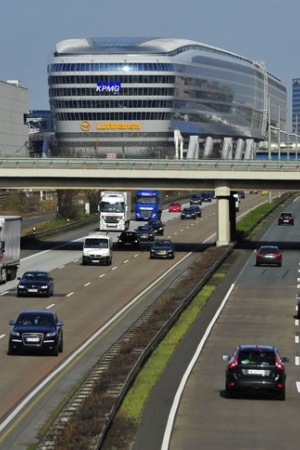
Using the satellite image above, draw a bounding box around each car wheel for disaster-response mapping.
[17,290,21,297]
[278,388,286,401]
[52,343,59,356]
[278,263,282,267]
[82,257,86,266]
[46,289,51,298]
[225,386,232,398]
[8,343,15,355]
[59,337,64,353]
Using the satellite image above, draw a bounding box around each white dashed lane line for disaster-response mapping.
[84,282,91,287]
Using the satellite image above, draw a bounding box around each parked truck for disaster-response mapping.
[99,191,131,232]
[0,215,22,283]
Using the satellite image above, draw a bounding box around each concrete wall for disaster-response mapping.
[0,80,29,156]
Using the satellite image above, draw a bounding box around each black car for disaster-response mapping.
[201,192,212,202]
[150,239,175,259]
[223,344,288,400]
[256,245,282,267]
[238,191,245,199]
[189,205,202,217]
[17,271,54,297]
[147,219,165,235]
[135,225,155,242]
[117,231,140,249]
[8,309,64,356]
[190,193,202,205]
[278,211,294,225]
[181,207,196,220]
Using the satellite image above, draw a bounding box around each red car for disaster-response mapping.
[278,212,294,225]
[168,202,182,212]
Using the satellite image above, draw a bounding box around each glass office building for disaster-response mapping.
[292,78,300,133]
[48,37,287,157]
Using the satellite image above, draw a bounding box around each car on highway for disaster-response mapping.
[222,344,288,400]
[8,309,64,356]
[168,202,182,212]
[201,192,212,202]
[148,218,165,235]
[189,205,202,217]
[189,193,202,205]
[135,225,155,242]
[17,270,54,297]
[278,211,294,226]
[117,230,140,249]
[238,191,245,199]
[181,207,196,220]
[149,239,175,259]
[256,245,282,267]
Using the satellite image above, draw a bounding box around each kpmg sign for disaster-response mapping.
[96,81,122,93]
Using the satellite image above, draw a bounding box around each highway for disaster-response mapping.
[133,196,300,450]
[0,193,272,449]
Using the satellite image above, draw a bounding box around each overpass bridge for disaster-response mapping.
[1,157,299,246]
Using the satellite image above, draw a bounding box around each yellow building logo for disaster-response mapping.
[80,121,91,131]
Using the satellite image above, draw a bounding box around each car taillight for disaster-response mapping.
[274,253,281,258]
[257,253,264,258]
[275,356,284,371]
[228,357,239,369]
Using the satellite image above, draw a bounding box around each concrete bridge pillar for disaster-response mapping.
[215,183,231,246]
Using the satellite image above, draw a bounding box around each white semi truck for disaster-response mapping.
[0,215,22,282]
[99,191,131,232]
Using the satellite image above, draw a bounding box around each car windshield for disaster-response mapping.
[23,272,48,280]
[17,313,54,326]
[84,238,108,248]
[155,240,171,247]
[138,227,151,232]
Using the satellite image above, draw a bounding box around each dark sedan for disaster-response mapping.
[189,205,202,217]
[150,239,175,259]
[8,309,64,356]
[147,219,165,235]
[17,271,54,297]
[135,225,155,242]
[117,231,140,249]
[256,245,282,267]
[181,207,196,220]
[223,344,288,400]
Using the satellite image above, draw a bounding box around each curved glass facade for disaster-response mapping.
[48,37,287,157]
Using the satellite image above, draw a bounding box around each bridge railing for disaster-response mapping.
[0,157,300,172]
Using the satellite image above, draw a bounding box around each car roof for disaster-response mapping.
[17,309,55,316]
[23,270,48,274]
[258,245,279,250]
[237,344,276,352]
[280,211,292,215]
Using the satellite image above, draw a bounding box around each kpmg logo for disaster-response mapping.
[96,81,122,93]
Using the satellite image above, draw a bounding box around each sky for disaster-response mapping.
[1,0,299,127]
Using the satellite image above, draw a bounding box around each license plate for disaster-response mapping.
[28,289,38,292]
[158,251,166,255]
[26,337,39,342]
[247,369,267,375]
[92,259,99,263]
[265,255,274,258]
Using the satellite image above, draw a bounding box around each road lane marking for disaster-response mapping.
[296,356,300,366]
[296,382,300,392]
[66,292,74,297]
[84,282,91,287]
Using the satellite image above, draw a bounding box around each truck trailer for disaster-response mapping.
[0,215,22,282]
[99,191,131,231]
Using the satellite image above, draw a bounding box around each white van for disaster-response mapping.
[82,234,113,266]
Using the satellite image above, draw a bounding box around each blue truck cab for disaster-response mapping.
[135,190,161,220]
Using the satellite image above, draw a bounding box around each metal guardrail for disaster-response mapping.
[21,216,98,243]
[1,157,300,172]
